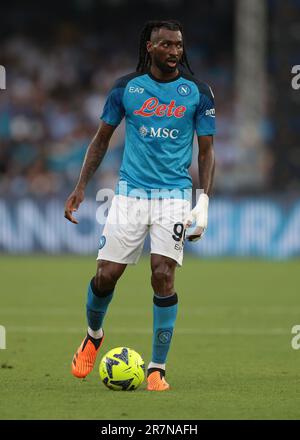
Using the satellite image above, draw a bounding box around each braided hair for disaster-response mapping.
[136,19,193,74]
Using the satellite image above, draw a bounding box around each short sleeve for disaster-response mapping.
[100,86,125,126]
[195,84,216,136]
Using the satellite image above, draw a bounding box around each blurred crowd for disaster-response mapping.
[0,26,238,198]
[0,27,130,198]
[0,1,293,198]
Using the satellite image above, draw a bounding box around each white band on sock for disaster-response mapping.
[148,361,166,371]
[88,327,103,339]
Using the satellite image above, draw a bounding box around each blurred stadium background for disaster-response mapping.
[0,0,299,258]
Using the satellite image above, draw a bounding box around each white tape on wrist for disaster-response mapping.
[197,193,209,211]
[194,193,209,228]
[185,194,209,226]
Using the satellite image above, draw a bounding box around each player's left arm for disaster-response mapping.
[185,80,216,242]
[197,134,215,196]
[185,135,215,241]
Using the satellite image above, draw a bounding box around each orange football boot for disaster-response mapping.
[147,370,170,391]
[71,333,104,378]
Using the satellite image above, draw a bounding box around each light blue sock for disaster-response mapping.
[86,278,114,331]
[152,293,178,364]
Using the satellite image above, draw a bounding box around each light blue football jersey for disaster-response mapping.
[100,69,216,199]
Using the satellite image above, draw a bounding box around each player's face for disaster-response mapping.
[147,29,183,73]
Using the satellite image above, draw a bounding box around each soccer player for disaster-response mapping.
[64,20,215,391]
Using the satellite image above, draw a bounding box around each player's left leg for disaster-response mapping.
[147,254,178,391]
[147,197,190,391]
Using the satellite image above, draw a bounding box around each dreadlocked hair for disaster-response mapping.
[136,19,193,75]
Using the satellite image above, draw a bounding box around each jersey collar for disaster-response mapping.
[147,69,182,83]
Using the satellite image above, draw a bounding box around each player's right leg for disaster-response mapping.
[72,194,148,379]
[72,260,126,378]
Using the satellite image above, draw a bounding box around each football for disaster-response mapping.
[99,347,145,391]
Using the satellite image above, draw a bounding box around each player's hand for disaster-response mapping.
[184,193,209,242]
[64,188,85,224]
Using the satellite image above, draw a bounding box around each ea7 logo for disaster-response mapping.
[291,325,300,350]
[0,65,6,90]
[129,86,144,94]
[0,325,6,349]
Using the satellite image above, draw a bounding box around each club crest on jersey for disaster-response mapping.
[177,84,191,96]
[134,97,186,118]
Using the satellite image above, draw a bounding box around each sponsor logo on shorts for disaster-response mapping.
[99,235,106,249]
[174,243,183,251]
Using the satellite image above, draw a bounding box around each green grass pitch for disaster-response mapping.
[0,255,300,420]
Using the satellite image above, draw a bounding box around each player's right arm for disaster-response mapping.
[64,121,116,224]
